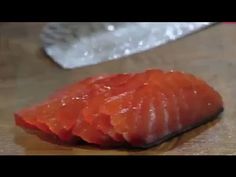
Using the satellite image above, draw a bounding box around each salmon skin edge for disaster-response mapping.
[129,107,224,149]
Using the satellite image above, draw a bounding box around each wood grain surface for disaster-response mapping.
[0,22,235,155]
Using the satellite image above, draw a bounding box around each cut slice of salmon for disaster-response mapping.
[15,69,223,148]
[96,70,223,147]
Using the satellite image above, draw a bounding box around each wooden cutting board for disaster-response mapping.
[0,22,235,155]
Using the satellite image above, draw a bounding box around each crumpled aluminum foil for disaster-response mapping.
[41,22,214,69]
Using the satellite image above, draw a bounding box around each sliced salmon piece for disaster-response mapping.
[99,70,223,147]
[80,74,134,143]
[15,98,80,142]
[72,113,116,146]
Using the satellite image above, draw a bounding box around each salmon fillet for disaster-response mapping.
[15,69,223,148]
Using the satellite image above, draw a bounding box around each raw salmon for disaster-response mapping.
[15,69,223,148]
